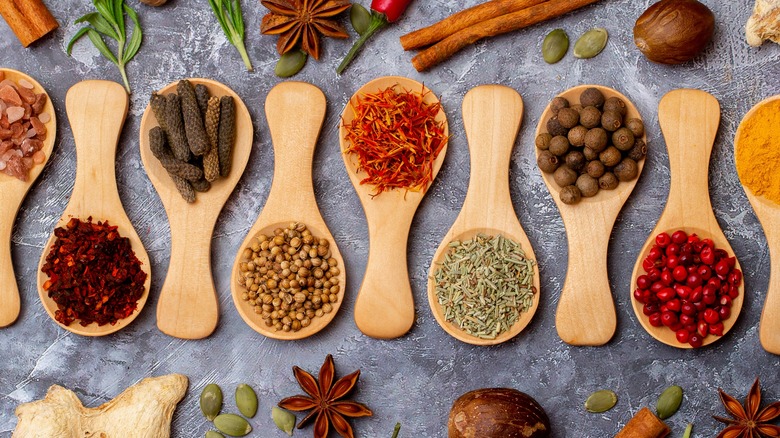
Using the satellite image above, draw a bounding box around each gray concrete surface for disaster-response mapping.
[1,0,779,436]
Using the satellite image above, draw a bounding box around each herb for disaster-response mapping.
[391,422,401,438]
[67,0,142,94]
[683,423,693,438]
[208,0,253,71]
[342,86,447,196]
[433,234,536,340]
[714,378,780,437]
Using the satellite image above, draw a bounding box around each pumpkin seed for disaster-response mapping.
[200,384,223,421]
[350,4,371,36]
[214,414,252,437]
[573,28,608,59]
[542,29,569,64]
[272,407,296,436]
[235,384,258,418]
[206,432,225,438]
[683,423,693,438]
[584,389,617,413]
[275,51,307,78]
[656,385,683,419]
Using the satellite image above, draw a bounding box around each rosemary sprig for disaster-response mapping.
[391,422,401,438]
[66,0,142,94]
[207,0,253,71]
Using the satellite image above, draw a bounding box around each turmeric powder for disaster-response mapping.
[736,98,780,204]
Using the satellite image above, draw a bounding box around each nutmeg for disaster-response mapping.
[634,0,715,64]
[448,388,550,438]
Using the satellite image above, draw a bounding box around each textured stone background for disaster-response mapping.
[1,0,779,436]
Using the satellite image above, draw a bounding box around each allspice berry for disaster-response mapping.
[576,174,600,197]
[565,150,586,171]
[560,185,582,205]
[628,138,648,161]
[601,110,623,132]
[550,96,570,115]
[600,146,622,167]
[536,133,553,150]
[580,87,605,109]
[599,172,618,190]
[586,160,606,178]
[583,146,599,161]
[557,107,580,129]
[549,135,570,156]
[614,158,639,181]
[580,106,602,129]
[570,103,584,114]
[612,127,635,151]
[603,96,627,116]
[584,127,608,152]
[537,150,560,173]
[626,118,645,137]
[547,116,568,137]
[553,165,578,188]
[568,125,588,147]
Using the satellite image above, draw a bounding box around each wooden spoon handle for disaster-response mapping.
[460,85,523,228]
[65,80,129,217]
[0,200,21,327]
[754,203,780,354]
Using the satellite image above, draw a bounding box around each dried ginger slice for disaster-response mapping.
[746,0,780,46]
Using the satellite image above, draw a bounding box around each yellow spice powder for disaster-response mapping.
[736,98,780,204]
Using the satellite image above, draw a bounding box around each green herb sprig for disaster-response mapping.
[391,422,401,438]
[207,0,253,71]
[66,0,142,94]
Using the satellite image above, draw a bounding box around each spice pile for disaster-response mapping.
[342,85,447,196]
[148,79,235,203]
[537,87,646,204]
[633,230,742,347]
[41,217,147,326]
[0,72,50,181]
[237,222,340,333]
[433,234,536,340]
[735,98,780,204]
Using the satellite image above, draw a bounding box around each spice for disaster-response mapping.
[433,234,536,340]
[746,0,780,46]
[41,217,147,327]
[237,222,340,333]
[207,0,253,70]
[0,76,50,181]
[177,79,209,156]
[278,354,373,438]
[615,407,670,438]
[736,99,780,204]
[261,0,350,61]
[203,96,221,182]
[342,86,447,196]
[714,378,780,437]
[0,0,58,47]
[218,96,235,177]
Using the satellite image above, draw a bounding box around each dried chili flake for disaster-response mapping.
[343,85,447,196]
[41,217,147,327]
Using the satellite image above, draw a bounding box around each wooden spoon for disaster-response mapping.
[340,76,449,339]
[535,85,646,346]
[36,80,150,336]
[0,68,56,327]
[427,85,540,345]
[734,95,780,354]
[230,82,345,340]
[630,89,743,348]
[139,78,252,340]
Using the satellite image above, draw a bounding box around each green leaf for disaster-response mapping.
[207,0,231,37]
[66,26,91,55]
[87,28,119,65]
[94,0,116,27]
[112,0,125,38]
[75,12,118,40]
[122,4,142,63]
[232,0,244,37]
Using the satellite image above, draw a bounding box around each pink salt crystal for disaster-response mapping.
[30,117,45,136]
[0,100,6,113]
[32,150,46,164]
[0,85,22,106]
[0,140,10,154]
[26,128,36,138]
[18,79,34,89]
[17,86,36,105]
[6,106,24,124]
[0,128,10,140]
[22,157,32,169]
[0,160,5,171]
[0,80,15,89]
[37,112,50,123]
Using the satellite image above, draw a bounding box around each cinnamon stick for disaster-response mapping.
[0,0,58,47]
[615,407,670,438]
[410,0,602,72]
[400,0,549,51]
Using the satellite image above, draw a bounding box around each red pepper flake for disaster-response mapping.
[343,85,448,196]
[41,217,147,327]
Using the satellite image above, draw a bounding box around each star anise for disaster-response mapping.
[279,354,373,438]
[260,0,350,60]
[714,378,780,438]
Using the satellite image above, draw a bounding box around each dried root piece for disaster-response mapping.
[149,127,204,182]
[746,0,780,46]
[13,374,188,438]
[203,96,221,182]
[177,79,209,156]
[218,95,236,177]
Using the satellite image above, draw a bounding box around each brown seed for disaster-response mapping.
[568,125,588,147]
[599,172,618,190]
[612,127,635,151]
[600,146,622,167]
[553,165,578,188]
[628,138,648,161]
[614,158,639,181]
[537,150,560,173]
[564,150,586,172]
[603,96,627,116]
[584,127,608,152]
[546,116,568,137]
[576,174,600,197]
[601,110,623,132]
[560,185,582,204]
[583,146,599,161]
[570,103,583,113]
[586,160,606,178]
[550,96,570,115]
[549,135,570,156]
[580,87,605,108]
[626,118,645,137]
[536,133,553,150]
[580,106,602,129]
[557,107,580,129]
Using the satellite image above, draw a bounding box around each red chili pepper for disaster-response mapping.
[336,0,414,74]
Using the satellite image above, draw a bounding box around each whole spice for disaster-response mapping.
[148,127,204,182]
[156,93,191,162]
[272,407,296,436]
[714,378,780,438]
[746,0,780,46]
[336,0,414,74]
[615,407,671,438]
[235,384,258,418]
[196,84,211,117]
[203,96,221,182]
[0,0,58,47]
[218,96,236,177]
[585,390,617,413]
[66,0,143,94]
[208,0,253,70]
[213,414,252,437]
[278,354,373,438]
[342,86,447,196]
[634,0,715,64]
[573,27,608,59]
[0,76,50,181]
[41,217,147,327]
[542,28,569,64]
[177,80,210,156]
[735,98,780,205]
[448,388,550,438]
[656,385,683,420]
[237,222,341,333]
[433,234,536,340]
[262,0,350,61]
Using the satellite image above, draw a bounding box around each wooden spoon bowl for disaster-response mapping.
[0,68,56,327]
[340,76,448,339]
[139,78,253,340]
[36,80,150,336]
[428,85,539,345]
[734,95,780,354]
[630,89,743,348]
[230,82,345,340]
[535,85,646,346]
